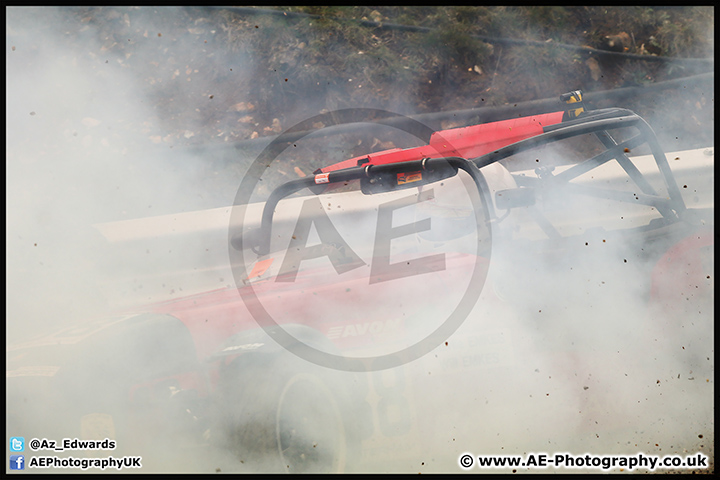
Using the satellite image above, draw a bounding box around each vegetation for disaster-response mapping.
[201,6,713,147]
[8,6,714,158]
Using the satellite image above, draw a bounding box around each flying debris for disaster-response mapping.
[7,91,714,473]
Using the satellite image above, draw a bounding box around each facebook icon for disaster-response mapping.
[10,455,24,470]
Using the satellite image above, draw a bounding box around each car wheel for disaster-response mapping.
[215,355,362,473]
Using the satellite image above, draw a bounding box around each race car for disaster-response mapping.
[6,91,713,473]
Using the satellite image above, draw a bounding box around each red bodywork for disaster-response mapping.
[319,112,564,172]
[649,226,714,313]
[144,252,485,362]
[131,114,569,365]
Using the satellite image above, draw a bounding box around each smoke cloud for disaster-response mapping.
[6,6,713,474]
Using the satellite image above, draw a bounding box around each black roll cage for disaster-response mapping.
[248,107,687,257]
[251,157,492,256]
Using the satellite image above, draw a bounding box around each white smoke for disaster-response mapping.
[6,6,713,474]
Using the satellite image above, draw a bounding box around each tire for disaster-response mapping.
[214,354,365,473]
